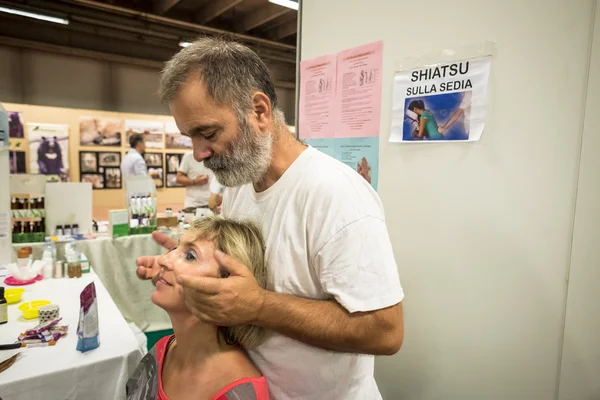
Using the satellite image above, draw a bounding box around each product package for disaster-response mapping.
[17,317,68,345]
[76,282,100,352]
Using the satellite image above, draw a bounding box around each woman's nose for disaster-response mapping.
[158,251,176,271]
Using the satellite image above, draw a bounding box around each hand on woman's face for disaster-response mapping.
[151,233,221,313]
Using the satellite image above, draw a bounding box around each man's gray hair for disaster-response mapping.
[159,37,285,124]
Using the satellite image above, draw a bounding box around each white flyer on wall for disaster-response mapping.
[390,56,491,143]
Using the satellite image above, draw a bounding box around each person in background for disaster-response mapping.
[208,178,224,215]
[126,217,270,400]
[176,152,214,215]
[121,133,158,178]
[136,37,404,400]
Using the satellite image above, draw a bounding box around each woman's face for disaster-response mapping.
[150,232,221,313]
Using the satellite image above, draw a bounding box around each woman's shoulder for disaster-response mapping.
[212,376,270,400]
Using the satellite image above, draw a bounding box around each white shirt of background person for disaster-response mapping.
[176,152,214,208]
[121,134,148,177]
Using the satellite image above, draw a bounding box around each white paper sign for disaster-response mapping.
[390,56,491,143]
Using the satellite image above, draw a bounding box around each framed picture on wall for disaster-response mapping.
[79,151,123,189]
[9,150,27,174]
[144,152,163,167]
[105,167,122,189]
[144,152,164,188]
[98,152,121,167]
[165,153,184,188]
[166,153,183,173]
[80,151,98,173]
[81,173,105,189]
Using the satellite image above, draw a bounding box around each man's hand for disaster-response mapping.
[136,231,177,281]
[194,175,209,185]
[177,250,265,326]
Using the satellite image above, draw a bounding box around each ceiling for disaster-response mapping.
[0,0,298,84]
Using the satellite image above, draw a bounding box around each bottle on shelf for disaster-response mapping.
[64,224,72,236]
[19,198,26,210]
[23,221,31,234]
[72,224,79,236]
[0,287,7,325]
[56,225,64,236]
[38,196,45,209]
[11,197,17,210]
[30,197,37,210]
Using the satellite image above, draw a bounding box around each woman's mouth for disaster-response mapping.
[152,271,173,287]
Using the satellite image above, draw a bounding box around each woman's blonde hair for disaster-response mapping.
[188,216,268,349]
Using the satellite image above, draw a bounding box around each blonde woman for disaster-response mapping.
[126,217,269,400]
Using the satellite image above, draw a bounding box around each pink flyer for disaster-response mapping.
[298,54,337,139]
[334,41,383,138]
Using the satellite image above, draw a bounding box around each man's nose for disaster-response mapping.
[193,142,212,162]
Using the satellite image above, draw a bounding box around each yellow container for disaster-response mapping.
[5,288,25,305]
[18,300,51,319]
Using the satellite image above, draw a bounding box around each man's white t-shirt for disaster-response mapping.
[222,146,404,400]
[210,178,225,195]
[177,152,214,208]
[459,91,472,134]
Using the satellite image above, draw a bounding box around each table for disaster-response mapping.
[0,272,144,400]
[11,235,172,332]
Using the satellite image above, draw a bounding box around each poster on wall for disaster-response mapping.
[126,120,165,149]
[299,41,383,190]
[305,137,379,189]
[28,123,70,181]
[79,117,124,146]
[9,151,26,174]
[334,41,383,138]
[165,121,192,149]
[9,112,24,138]
[298,54,337,139]
[389,56,491,142]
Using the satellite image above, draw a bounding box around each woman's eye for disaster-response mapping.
[184,251,196,262]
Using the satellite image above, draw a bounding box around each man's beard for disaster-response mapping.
[204,116,272,187]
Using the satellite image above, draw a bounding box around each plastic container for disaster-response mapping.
[18,300,51,319]
[5,288,25,304]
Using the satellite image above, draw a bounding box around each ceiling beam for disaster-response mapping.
[196,0,243,25]
[153,0,183,15]
[268,19,296,40]
[235,3,291,33]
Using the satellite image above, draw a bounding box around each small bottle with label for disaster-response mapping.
[0,287,7,325]
[72,224,79,236]
[64,224,72,236]
[56,225,64,236]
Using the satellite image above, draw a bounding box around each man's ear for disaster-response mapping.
[251,92,272,131]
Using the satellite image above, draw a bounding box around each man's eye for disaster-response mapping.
[184,251,196,261]
[204,131,218,140]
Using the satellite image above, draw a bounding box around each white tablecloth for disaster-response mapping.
[0,272,144,400]
[11,235,172,332]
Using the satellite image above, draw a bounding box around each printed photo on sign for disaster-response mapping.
[9,112,24,138]
[149,167,164,188]
[390,56,491,142]
[79,117,124,146]
[403,91,471,141]
[144,152,163,168]
[28,123,70,181]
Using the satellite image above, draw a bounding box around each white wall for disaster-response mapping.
[558,2,600,400]
[301,0,598,399]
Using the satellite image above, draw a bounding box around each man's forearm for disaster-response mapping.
[176,174,195,186]
[254,290,403,355]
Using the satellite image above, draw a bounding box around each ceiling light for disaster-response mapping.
[179,41,192,48]
[0,6,69,25]
[269,0,299,11]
